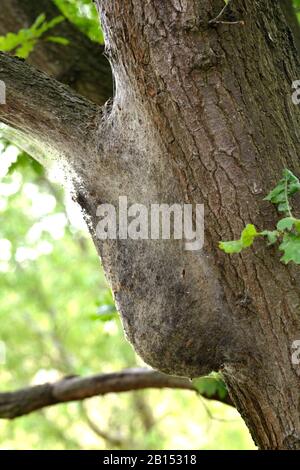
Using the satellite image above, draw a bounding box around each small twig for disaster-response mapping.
[284,171,293,218]
[209,0,244,26]
[209,0,232,24]
[198,395,239,423]
[211,20,244,25]
[79,402,124,448]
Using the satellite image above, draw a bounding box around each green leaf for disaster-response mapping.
[219,224,258,254]
[192,374,227,400]
[219,240,243,254]
[15,41,37,59]
[240,224,258,247]
[0,31,29,52]
[260,230,279,245]
[264,169,300,213]
[295,220,300,233]
[277,202,290,213]
[277,217,296,231]
[279,233,300,264]
[43,15,65,30]
[46,36,69,45]
[8,152,44,176]
[0,13,66,58]
[31,13,47,30]
[90,312,118,322]
[90,304,118,322]
[54,0,104,44]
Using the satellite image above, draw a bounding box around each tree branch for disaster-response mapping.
[0,52,100,161]
[0,368,232,419]
[0,0,113,105]
[79,402,124,447]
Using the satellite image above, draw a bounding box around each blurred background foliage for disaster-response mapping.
[4,0,298,450]
[54,0,104,43]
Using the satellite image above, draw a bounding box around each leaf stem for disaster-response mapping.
[284,171,293,218]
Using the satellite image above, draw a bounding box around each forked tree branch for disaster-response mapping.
[0,52,100,162]
[0,368,232,419]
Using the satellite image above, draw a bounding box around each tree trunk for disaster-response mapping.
[93,0,300,449]
[1,0,300,450]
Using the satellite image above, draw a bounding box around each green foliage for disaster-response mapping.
[8,151,44,176]
[260,230,279,246]
[54,0,104,44]
[45,36,70,46]
[219,169,300,265]
[0,0,104,59]
[279,233,300,265]
[294,0,300,26]
[264,169,300,214]
[0,14,68,58]
[192,373,228,400]
[90,290,118,322]
[219,224,258,254]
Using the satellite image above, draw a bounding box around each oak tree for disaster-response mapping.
[1,0,300,450]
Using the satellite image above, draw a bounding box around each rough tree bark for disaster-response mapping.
[1,0,300,450]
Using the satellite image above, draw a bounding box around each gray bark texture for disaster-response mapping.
[1,0,300,450]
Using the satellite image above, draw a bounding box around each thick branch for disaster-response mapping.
[0,368,232,419]
[0,52,100,161]
[0,0,113,105]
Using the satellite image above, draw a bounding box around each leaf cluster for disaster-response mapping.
[0,14,68,58]
[219,169,300,264]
